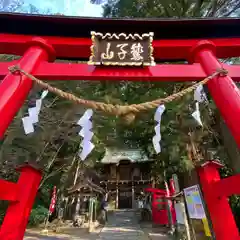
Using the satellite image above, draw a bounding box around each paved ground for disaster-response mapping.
[24,210,170,240]
[24,234,66,239]
[140,224,170,240]
[24,231,99,240]
[24,229,100,240]
[24,233,98,240]
[99,210,148,240]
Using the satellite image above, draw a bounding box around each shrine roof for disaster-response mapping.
[1,13,240,39]
[101,148,150,164]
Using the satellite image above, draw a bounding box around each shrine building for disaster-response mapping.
[99,148,153,209]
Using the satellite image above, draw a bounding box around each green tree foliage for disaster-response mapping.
[96,0,240,227]
[102,0,240,18]
[92,0,240,179]
[28,205,49,226]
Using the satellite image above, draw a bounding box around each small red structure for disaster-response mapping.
[145,187,176,225]
[0,164,41,240]
[198,161,240,240]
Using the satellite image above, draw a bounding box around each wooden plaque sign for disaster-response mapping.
[88,31,155,66]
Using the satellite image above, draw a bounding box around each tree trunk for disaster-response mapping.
[73,193,81,226]
[72,158,81,222]
[219,118,240,173]
[73,158,80,186]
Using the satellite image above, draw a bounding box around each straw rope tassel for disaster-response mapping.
[9,65,228,124]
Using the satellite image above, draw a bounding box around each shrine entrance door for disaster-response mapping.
[119,188,132,209]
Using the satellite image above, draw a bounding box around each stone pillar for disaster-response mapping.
[132,184,135,209]
[116,183,119,209]
[116,165,119,209]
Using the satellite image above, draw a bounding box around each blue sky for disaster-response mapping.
[19,0,103,17]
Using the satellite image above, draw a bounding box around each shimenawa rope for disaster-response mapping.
[8,65,228,123]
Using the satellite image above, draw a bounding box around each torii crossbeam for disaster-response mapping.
[1,13,240,240]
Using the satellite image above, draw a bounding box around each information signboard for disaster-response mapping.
[183,185,206,219]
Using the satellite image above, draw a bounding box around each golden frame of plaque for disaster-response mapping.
[88,32,155,66]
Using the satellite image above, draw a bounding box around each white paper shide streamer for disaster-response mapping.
[192,85,207,126]
[192,102,203,126]
[194,85,208,104]
[152,105,165,154]
[77,109,95,161]
[22,90,49,134]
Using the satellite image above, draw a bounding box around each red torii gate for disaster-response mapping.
[1,13,240,239]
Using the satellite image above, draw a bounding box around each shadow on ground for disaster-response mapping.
[140,222,170,240]
[25,210,170,240]
[24,227,101,240]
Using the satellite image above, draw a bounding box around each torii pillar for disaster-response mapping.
[0,38,54,239]
[198,161,240,240]
[0,164,42,240]
[190,41,240,149]
[0,38,55,139]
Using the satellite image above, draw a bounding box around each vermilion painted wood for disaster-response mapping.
[169,179,175,193]
[20,62,208,82]
[145,187,176,225]
[0,61,17,79]
[198,161,240,240]
[191,40,240,149]
[192,41,240,239]
[0,62,211,82]
[0,165,42,240]
[145,188,166,194]
[1,33,240,60]
[2,61,240,82]
[214,174,240,197]
[0,180,18,201]
[23,62,240,82]
[0,38,53,239]
[0,38,55,139]
[1,34,240,240]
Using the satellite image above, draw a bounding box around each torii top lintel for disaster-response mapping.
[1,13,240,61]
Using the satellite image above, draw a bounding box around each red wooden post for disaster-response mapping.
[190,40,240,148]
[0,180,18,202]
[169,178,175,195]
[0,37,55,139]
[197,161,240,240]
[0,164,42,240]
